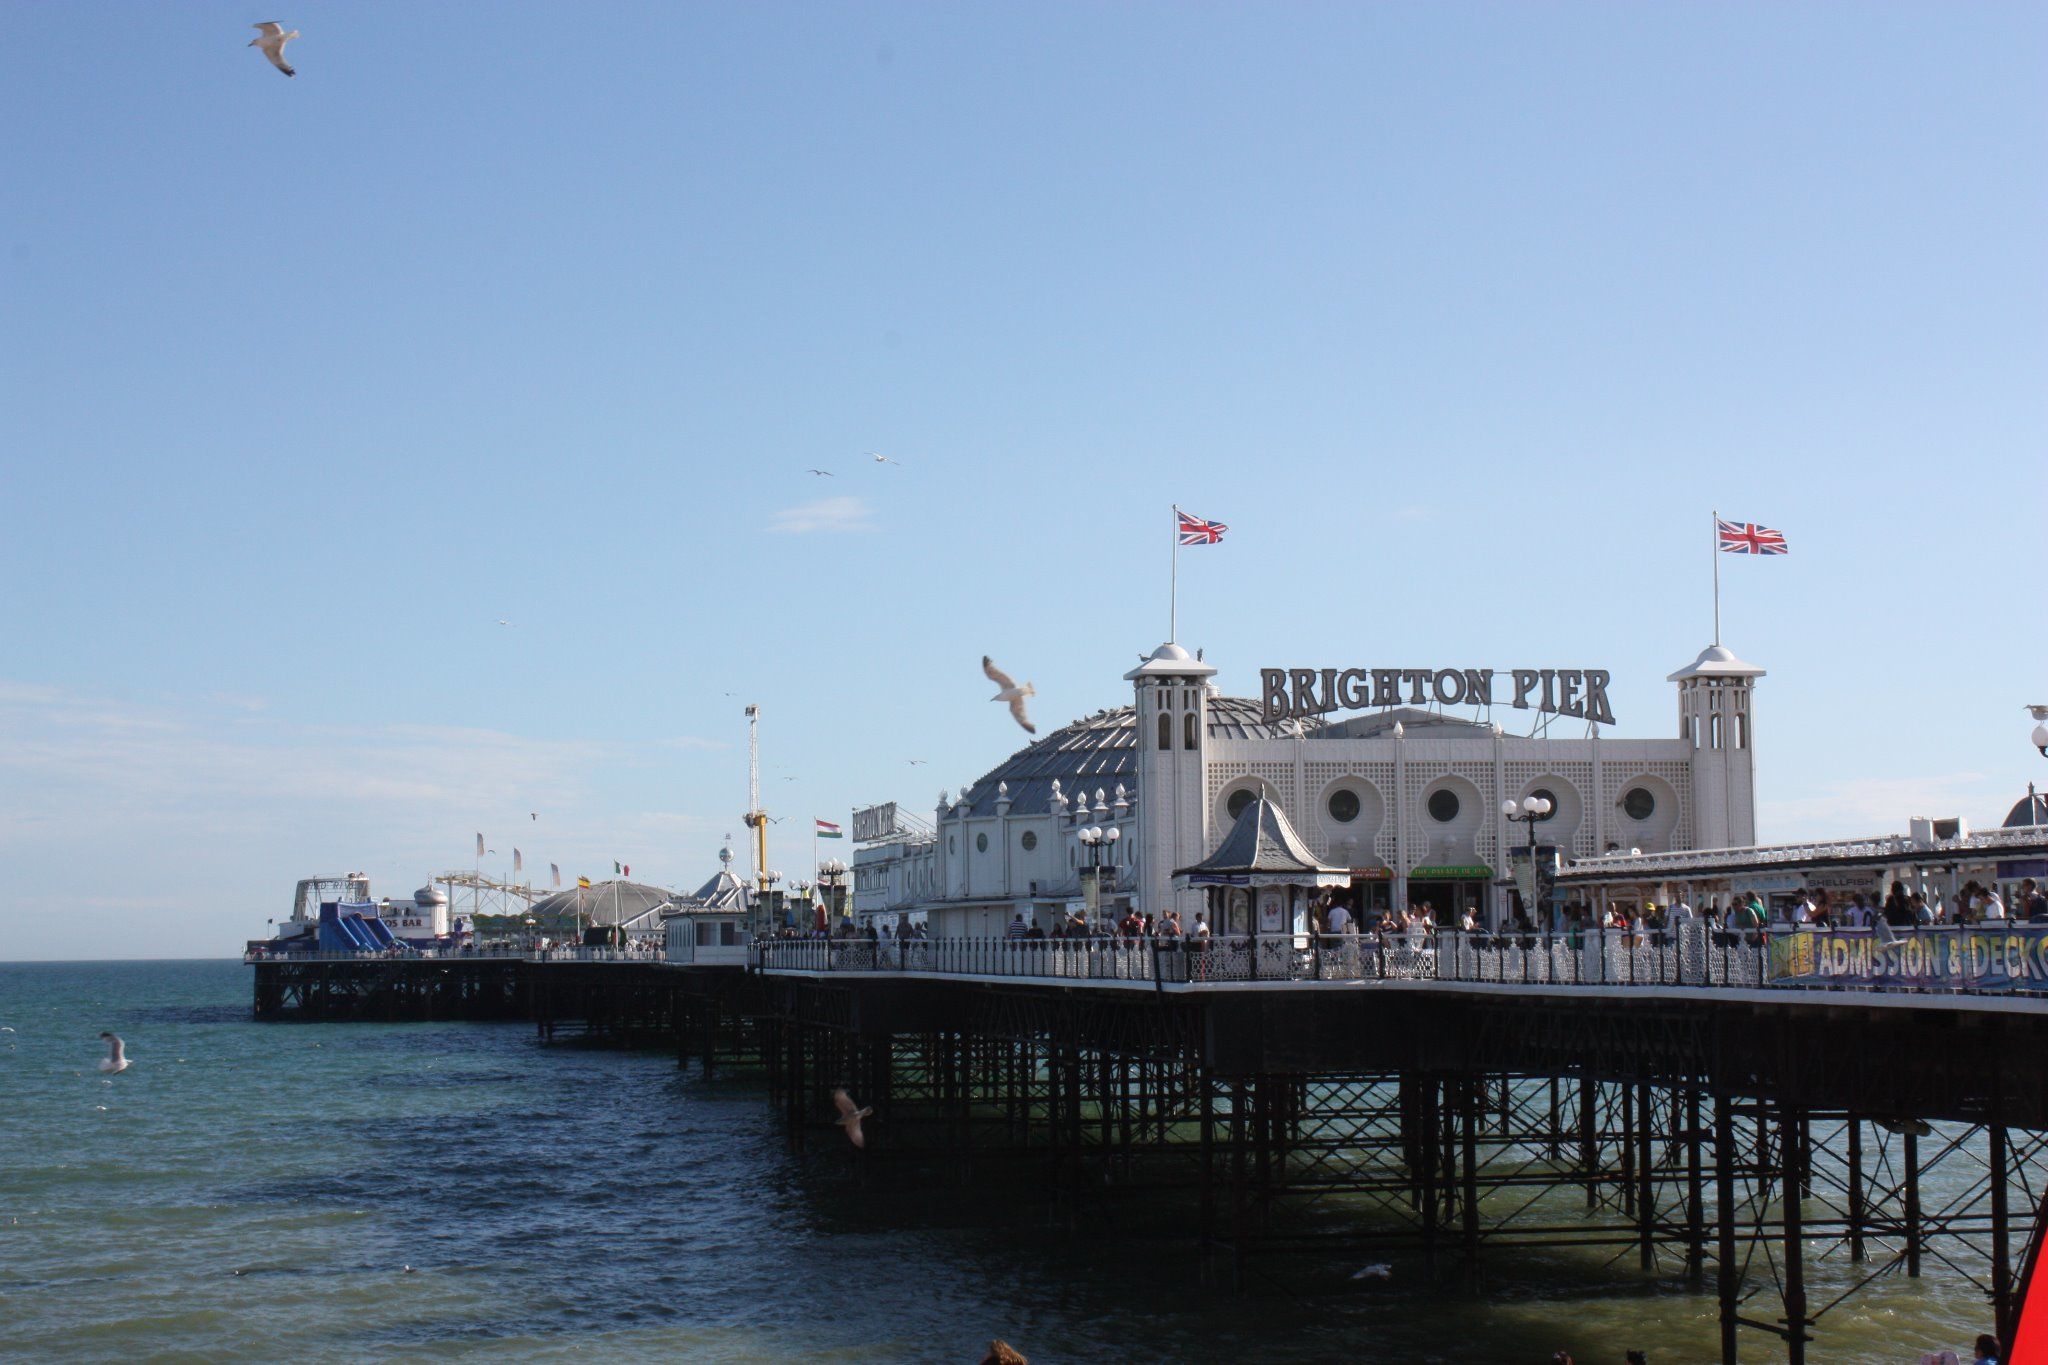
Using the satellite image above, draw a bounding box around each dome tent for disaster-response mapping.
[526,879,674,934]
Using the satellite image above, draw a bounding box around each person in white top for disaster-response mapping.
[1981,889,2008,921]
[1327,901,1352,935]
[1458,908,1479,933]
[1791,895,1816,926]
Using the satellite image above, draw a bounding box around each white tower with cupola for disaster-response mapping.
[1126,642,1218,921]
[1668,644,1765,848]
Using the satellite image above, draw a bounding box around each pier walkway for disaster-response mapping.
[753,925,2048,1002]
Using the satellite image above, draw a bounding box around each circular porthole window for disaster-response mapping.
[1226,788,1257,820]
[1427,789,1461,823]
[1530,788,1558,821]
[1622,787,1656,821]
[1020,831,1037,852]
[1328,789,1361,823]
[975,832,989,853]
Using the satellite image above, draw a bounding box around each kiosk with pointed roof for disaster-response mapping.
[1174,794,1348,939]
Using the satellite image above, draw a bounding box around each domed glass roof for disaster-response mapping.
[954,696,1282,818]
[2003,791,2048,829]
[528,880,674,927]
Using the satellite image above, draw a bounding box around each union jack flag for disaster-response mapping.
[1717,519,1788,555]
[1176,509,1228,545]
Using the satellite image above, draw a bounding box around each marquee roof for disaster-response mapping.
[528,879,674,930]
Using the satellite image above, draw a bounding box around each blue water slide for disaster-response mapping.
[316,901,369,951]
[350,911,399,950]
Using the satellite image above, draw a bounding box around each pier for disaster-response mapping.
[248,929,2048,1362]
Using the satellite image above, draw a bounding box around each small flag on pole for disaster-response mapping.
[551,863,561,889]
[614,860,622,875]
[1176,509,1228,545]
[577,876,591,889]
[816,819,844,839]
[476,832,485,859]
[513,848,522,874]
[1716,519,1789,555]
[623,864,630,877]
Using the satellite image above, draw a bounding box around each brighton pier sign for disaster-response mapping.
[1259,666,1616,726]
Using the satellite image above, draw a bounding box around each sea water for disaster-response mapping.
[0,961,2000,1362]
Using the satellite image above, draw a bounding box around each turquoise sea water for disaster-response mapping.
[0,961,2004,1362]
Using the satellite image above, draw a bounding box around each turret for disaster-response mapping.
[1668,644,1765,847]
[1125,642,1219,920]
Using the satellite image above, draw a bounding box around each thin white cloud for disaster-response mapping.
[768,495,876,534]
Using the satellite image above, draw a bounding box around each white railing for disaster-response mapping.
[241,945,531,964]
[752,926,2048,997]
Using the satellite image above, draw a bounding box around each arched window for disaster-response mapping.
[1708,714,1722,749]
[1183,711,1198,749]
[1157,713,1172,750]
[1736,713,1749,749]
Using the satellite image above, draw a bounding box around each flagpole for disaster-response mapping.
[1711,508,1721,646]
[1169,505,1180,643]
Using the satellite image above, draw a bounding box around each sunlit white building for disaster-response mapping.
[852,640,1762,935]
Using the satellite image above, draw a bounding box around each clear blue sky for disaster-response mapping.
[3,3,2043,960]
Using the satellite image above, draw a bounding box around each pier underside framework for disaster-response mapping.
[755,977,2046,1364]
[248,958,2046,1363]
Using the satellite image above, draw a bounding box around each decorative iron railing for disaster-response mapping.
[751,925,2048,996]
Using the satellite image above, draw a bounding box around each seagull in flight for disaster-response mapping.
[832,1088,873,1148]
[249,22,300,77]
[907,759,926,766]
[496,619,516,627]
[983,656,1036,734]
[98,1032,130,1074]
[868,452,899,466]
[807,468,834,477]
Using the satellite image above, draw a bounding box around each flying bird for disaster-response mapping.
[249,22,300,77]
[807,469,834,477]
[832,1088,873,1148]
[868,452,899,465]
[98,1032,130,1074]
[907,759,926,766]
[983,656,1036,734]
[496,619,517,628]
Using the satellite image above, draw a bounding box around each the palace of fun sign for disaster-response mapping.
[1769,928,2048,992]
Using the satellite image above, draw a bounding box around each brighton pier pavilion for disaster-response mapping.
[852,639,1762,935]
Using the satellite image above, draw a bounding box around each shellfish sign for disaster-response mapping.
[1259,667,1616,726]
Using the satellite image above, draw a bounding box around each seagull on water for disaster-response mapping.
[831,1088,873,1148]
[249,22,300,77]
[1351,1263,1392,1281]
[983,657,1036,734]
[98,1032,130,1074]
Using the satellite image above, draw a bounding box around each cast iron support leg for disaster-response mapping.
[1715,1095,1739,1365]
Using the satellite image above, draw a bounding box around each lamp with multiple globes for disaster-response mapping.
[1503,795,1555,928]
[1078,825,1121,924]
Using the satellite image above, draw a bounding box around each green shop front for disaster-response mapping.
[1406,862,1493,925]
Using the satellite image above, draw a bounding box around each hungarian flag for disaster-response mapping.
[816,819,844,839]
[1717,519,1789,555]
[1176,508,1228,545]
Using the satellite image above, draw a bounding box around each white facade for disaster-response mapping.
[851,641,1762,933]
